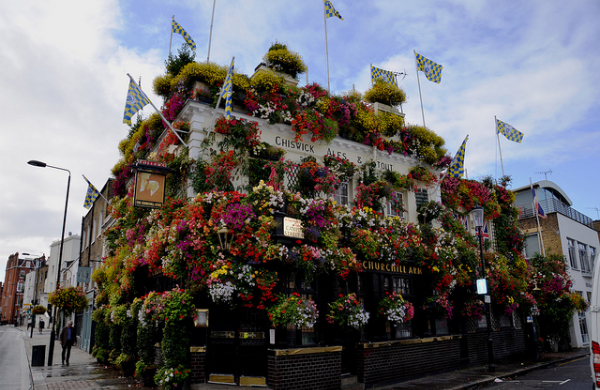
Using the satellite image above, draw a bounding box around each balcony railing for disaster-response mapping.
[519,198,593,227]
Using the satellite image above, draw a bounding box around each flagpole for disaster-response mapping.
[530,178,546,256]
[127,74,188,148]
[414,50,426,128]
[207,0,216,64]
[169,15,174,58]
[323,2,331,94]
[495,116,505,177]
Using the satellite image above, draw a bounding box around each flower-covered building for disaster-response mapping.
[93,44,557,389]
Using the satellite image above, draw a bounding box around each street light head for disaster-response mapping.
[27,160,47,168]
[470,206,485,229]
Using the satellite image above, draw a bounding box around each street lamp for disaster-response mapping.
[470,205,495,373]
[28,159,71,366]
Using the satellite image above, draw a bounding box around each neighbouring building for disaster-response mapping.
[44,234,81,329]
[79,178,114,352]
[1,253,37,325]
[514,180,600,349]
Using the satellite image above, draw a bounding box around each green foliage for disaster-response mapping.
[364,79,407,106]
[165,44,196,77]
[407,124,447,165]
[263,42,307,79]
[250,70,287,93]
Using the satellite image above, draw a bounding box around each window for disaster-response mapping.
[386,191,404,219]
[98,211,103,237]
[579,243,590,273]
[334,181,349,206]
[415,188,429,208]
[392,277,412,297]
[568,239,578,269]
[590,247,597,272]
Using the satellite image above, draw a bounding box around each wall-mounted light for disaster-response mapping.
[217,227,234,251]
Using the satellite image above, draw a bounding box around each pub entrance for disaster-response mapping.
[207,306,269,386]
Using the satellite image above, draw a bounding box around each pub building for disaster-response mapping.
[101,55,529,390]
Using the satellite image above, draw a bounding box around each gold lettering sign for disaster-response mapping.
[361,261,423,275]
[283,217,304,239]
[239,332,265,340]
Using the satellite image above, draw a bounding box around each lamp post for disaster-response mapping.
[470,206,495,373]
[28,160,71,366]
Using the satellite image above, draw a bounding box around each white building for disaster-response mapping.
[514,180,599,349]
[43,233,81,309]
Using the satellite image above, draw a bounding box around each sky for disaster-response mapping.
[1,0,599,283]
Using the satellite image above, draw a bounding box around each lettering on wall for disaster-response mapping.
[361,261,423,275]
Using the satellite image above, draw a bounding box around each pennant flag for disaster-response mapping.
[172,19,196,51]
[83,175,100,209]
[448,136,468,178]
[531,185,547,219]
[371,65,397,86]
[123,79,150,125]
[324,0,343,20]
[415,52,443,83]
[223,58,235,119]
[496,118,524,143]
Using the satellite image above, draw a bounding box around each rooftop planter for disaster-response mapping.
[261,42,307,80]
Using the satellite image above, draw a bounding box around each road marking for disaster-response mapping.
[542,379,571,385]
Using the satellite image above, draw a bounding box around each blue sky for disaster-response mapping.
[1,0,599,282]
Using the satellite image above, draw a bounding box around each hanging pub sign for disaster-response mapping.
[133,160,169,209]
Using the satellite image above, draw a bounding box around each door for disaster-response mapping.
[207,306,268,386]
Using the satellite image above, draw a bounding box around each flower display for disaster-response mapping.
[267,293,319,328]
[378,292,414,323]
[31,305,47,315]
[48,286,88,315]
[297,160,341,195]
[327,293,370,329]
[155,364,191,390]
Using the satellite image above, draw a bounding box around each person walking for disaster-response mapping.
[59,321,76,365]
[38,318,45,334]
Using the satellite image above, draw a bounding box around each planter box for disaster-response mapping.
[252,64,299,87]
[373,102,405,117]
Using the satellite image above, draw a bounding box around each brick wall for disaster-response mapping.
[357,336,463,388]
[356,330,526,388]
[267,347,342,390]
[520,214,563,256]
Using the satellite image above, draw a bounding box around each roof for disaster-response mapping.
[512,180,573,206]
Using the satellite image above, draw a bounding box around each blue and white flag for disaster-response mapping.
[531,185,546,219]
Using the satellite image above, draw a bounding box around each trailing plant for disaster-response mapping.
[326,293,370,329]
[363,79,407,107]
[267,293,319,328]
[262,42,307,79]
[378,292,414,323]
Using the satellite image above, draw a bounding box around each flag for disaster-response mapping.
[455,214,469,231]
[83,175,100,209]
[371,65,397,86]
[171,19,196,51]
[415,52,443,83]
[531,185,547,219]
[324,0,343,20]
[223,58,235,119]
[448,136,468,178]
[496,118,524,143]
[123,79,150,125]
[476,220,490,241]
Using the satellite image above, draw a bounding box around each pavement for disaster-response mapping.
[15,324,590,389]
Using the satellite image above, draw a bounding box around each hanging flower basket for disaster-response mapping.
[378,292,414,323]
[31,305,47,315]
[48,286,88,315]
[326,293,369,329]
[267,293,319,328]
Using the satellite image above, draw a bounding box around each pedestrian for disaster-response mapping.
[59,321,76,365]
[39,319,45,334]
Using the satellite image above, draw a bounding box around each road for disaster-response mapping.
[0,326,33,389]
[487,355,592,389]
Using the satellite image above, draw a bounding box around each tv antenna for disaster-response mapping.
[535,169,552,180]
[586,207,600,219]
